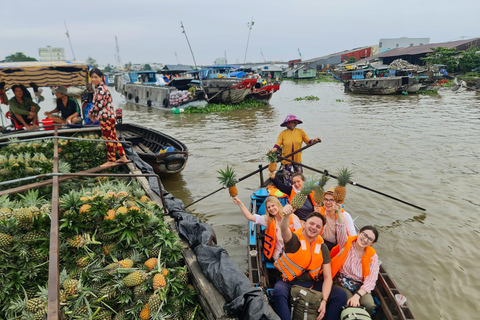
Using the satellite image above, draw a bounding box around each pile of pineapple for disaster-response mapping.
[0,179,204,320]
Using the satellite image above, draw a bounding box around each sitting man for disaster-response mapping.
[8,85,40,129]
[44,86,81,124]
[272,209,346,320]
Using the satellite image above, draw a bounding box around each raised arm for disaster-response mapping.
[280,204,294,243]
[232,197,256,222]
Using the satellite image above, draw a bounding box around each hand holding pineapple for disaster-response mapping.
[282,203,294,216]
[268,171,275,180]
[333,167,353,204]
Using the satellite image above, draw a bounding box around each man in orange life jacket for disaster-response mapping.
[272,208,346,320]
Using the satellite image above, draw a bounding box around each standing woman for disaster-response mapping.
[89,68,128,167]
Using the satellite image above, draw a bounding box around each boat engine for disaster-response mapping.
[116,108,123,124]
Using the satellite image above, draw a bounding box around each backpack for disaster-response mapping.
[340,306,372,320]
[289,285,323,320]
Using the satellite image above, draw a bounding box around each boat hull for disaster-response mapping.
[345,77,421,95]
[203,78,257,104]
[247,84,280,104]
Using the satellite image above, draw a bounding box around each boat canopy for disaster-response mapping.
[0,61,89,88]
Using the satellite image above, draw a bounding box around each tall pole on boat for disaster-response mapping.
[244,17,254,64]
[180,22,197,70]
[175,51,180,64]
[64,21,76,60]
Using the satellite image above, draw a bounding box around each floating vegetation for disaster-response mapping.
[336,99,344,102]
[417,90,439,95]
[294,95,319,101]
[180,99,264,114]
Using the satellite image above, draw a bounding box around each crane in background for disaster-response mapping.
[64,21,76,60]
[115,36,122,68]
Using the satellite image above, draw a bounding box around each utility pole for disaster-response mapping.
[260,48,266,63]
[180,22,197,70]
[175,52,180,64]
[244,17,254,64]
[64,21,76,60]
[115,36,122,68]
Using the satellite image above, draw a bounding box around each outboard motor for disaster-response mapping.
[116,108,123,124]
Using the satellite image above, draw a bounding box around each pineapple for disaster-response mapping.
[123,271,147,287]
[140,196,149,203]
[313,174,330,205]
[114,311,128,320]
[96,309,112,320]
[266,151,278,172]
[149,247,160,258]
[76,256,90,267]
[80,196,90,202]
[161,268,169,276]
[117,258,134,268]
[79,204,91,214]
[33,310,47,320]
[100,285,117,300]
[62,278,79,295]
[66,235,86,248]
[116,191,129,198]
[290,178,317,209]
[144,258,158,271]
[0,207,12,220]
[177,268,189,285]
[217,165,238,197]
[104,209,116,220]
[153,273,166,290]
[139,303,150,320]
[103,192,116,200]
[116,206,128,215]
[29,248,48,261]
[14,207,33,229]
[333,168,353,204]
[129,206,140,212]
[25,298,46,313]
[0,232,13,248]
[149,294,163,312]
[103,243,115,255]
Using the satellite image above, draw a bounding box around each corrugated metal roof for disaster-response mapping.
[162,65,193,72]
[376,37,480,57]
[305,46,372,63]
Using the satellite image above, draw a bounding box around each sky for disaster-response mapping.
[1,0,479,67]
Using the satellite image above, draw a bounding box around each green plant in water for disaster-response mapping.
[182,99,264,114]
[294,95,319,101]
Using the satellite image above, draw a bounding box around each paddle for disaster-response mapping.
[184,140,321,208]
[277,156,426,211]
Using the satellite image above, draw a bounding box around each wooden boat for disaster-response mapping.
[247,187,415,320]
[203,78,257,104]
[247,84,280,104]
[0,123,188,176]
[345,77,421,95]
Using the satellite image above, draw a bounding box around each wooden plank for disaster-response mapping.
[0,164,124,196]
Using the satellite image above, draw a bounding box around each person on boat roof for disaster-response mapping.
[330,211,380,315]
[318,187,356,251]
[44,86,82,125]
[271,114,321,186]
[272,209,346,320]
[232,196,302,261]
[269,171,315,222]
[89,68,128,167]
[8,85,40,129]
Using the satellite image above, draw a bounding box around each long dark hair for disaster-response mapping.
[359,225,379,243]
[89,68,104,81]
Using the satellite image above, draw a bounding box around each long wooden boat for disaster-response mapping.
[247,84,280,104]
[247,187,415,320]
[345,77,421,95]
[0,123,188,176]
[203,78,257,104]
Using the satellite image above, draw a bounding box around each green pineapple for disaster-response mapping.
[96,309,112,320]
[0,207,12,220]
[114,311,128,320]
[291,178,317,209]
[217,165,238,197]
[25,297,46,313]
[76,256,90,267]
[29,248,48,261]
[182,307,198,320]
[14,208,33,229]
[100,285,118,300]
[177,268,189,285]
[33,310,47,320]
[23,231,47,241]
[40,203,51,215]
[313,173,330,205]
[148,293,164,312]
[122,271,147,287]
[62,278,79,295]
[66,235,86,248]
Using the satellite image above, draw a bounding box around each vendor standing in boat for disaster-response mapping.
[271,114,320,186]
[89,68,128,167]
[44,86,81,124]
[330,206,379,315]
[232,196,302,260]
[272,209,346,320]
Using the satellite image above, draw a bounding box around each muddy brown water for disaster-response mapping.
[4,81,478,319]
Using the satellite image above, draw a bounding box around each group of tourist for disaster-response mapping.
[232,114,380,320]
[0,68,127,167]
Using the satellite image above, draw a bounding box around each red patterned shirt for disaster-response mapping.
[92,83,115,120]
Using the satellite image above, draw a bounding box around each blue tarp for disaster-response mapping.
[229,71,247,78]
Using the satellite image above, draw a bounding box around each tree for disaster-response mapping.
[125,61,132,71]
[2,52,37,62]
[347,56,357,63]
[86,56,98,68]
[104,64,113,73]
[421,47,460,73]
[458,46,480,72]
[142,64,152,71]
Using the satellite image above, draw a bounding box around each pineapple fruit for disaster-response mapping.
[122,271,147,287]
[313,173,330,205]
[266,151,278,172]
[153,273,166,290]
[144,258,158,271]
[139,303,150,320]
[217,165,238,197]
[149,294,163,312]
[0,232,13,248]
[333,168,353,204]
[290,178,317,209]
[62,278,79,295]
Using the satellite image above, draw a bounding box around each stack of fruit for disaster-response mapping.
[0,179,204,320]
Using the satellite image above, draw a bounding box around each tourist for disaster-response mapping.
[268,171,315,222]
[8,85,40,129]
[272,209,346,320]
[232,196,302,261]
[88,68,128,167]
[271,114,321,186]
[44,86,81,124]
[318,187,356,250]
[330,210,379,315]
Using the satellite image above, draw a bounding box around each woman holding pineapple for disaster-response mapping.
[232,196,302,260]
[271,114,321,186]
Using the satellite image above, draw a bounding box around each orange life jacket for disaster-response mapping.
[267,185,288,198]
[330,236,376,280]
[274,228,325,281]
[288,188,315,206]
[263,216,296,260]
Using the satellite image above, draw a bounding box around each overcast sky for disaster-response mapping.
[1,0,479,66]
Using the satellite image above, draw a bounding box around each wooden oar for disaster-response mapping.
[184,140,321,208]
[277,156,426,211]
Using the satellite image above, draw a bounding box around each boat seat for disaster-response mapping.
[135,142,155,155]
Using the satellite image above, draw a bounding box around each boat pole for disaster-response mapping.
[243,18,254,64]
[47,127,60,319]
[184,141,320,208]
[181,22,197,70]
[277,156,426,211]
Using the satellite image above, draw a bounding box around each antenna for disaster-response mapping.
[115,36,122,68]
[244,17,255,64]
[175,51,180,64]
[180,22,197,70]
[260,48,266,63]
[64,21,76,60]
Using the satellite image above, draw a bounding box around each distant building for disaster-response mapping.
[305,46,377,70]
[379,37,430,52]
[214,57,227,65]
[38,46,66,61]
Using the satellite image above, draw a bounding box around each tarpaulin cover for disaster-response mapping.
[124,145,279,320]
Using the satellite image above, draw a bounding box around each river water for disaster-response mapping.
[4,81,478,319]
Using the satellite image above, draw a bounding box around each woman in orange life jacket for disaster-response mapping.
[232,196,302,261]
[330,205,379,315]
[268,171,317,222]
